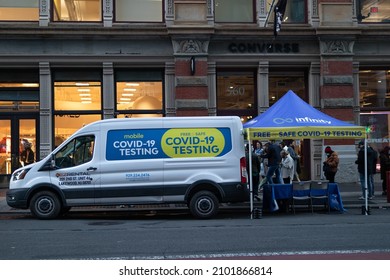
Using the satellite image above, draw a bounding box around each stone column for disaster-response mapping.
[257,61,269,115]
[207,62,217,116]
[165,62,176,116]
[102,62,115,119]
[39,62,52,159]
[103,0,113,27]
[39,0,49,27]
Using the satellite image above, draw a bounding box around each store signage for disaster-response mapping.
[228,42,299,54]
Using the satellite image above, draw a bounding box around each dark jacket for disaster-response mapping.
[356,146,375,175]
[379,147,390,180]
[261,143,281,167]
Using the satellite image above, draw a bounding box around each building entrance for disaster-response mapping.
[0,115,38,183]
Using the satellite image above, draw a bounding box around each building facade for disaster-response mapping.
[0,0,389,185]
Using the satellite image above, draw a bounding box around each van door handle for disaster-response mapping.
[87,167,97,171]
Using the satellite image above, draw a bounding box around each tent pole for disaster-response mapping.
[364,138,369,215]
[247,129,254,219]
[321,139,325,180]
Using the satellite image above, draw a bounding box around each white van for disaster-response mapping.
[7,116,248,219]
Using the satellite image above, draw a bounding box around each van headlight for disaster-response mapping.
[12,168,30,181]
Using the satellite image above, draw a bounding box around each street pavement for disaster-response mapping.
[1,182,388,216]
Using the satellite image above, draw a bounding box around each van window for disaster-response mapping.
[55,135,95,168]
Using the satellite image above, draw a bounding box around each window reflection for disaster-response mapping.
[266,0,306,23]
[215,0,254,23]
[115,0,163,22]
[217,72,255,110]
[357,0,390,23]
[53,0,101,22]
[359,70,390,108]
[269,73,305,106]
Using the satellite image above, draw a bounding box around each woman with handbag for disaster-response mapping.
[323,146,339,183]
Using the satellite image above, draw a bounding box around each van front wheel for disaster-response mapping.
[189,191,219,219]
[30,191,61,220]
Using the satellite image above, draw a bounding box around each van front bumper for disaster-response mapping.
[6,189,29,209]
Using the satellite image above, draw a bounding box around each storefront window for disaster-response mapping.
[115,0,163,22]
[359,69,390,152]
[0,82,39,112]
[215,0,254,23]
[0,0,39,21]
[115,70,164,118]
[359,70,390,109]
[54,81,101,111]
[357,0,390,23]
[54,115,101,147]
[216,71,256,117]
[269,72,306,105]
[53,0,102,22]
[53,70,102,146]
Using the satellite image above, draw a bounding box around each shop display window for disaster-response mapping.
[115,71,164,118]
[0,0,39,21]
[53,0,102,22]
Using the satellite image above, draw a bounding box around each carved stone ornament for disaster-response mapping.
[320,40,354,55]
[172,39,209,55]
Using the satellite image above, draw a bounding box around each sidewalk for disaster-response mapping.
[0,183,389,215]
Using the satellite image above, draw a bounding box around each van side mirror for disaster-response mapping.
[51,154,56,169]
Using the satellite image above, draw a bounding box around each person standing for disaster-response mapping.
[355,141,375,200]
[379,146,390,196]
[246,144,261,201]
[20,141,35,166]
[280,149,294,184]
[261,142,282,185]
[323,146,339,183]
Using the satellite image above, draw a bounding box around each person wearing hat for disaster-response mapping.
[323,146,339,183]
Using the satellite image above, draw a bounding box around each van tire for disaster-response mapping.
[30,191,61,220]
[189,191,219,219]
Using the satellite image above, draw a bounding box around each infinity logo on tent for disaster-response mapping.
[273,118,293,124]
[273,117,332,125]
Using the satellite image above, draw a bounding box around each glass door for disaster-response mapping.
[0,116,38,176]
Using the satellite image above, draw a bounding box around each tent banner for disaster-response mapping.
[246,126,366,140]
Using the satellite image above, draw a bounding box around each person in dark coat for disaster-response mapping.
[355,141,375,199]
[246,144,261,201]
[379,146,390,196]
[260,142,282,185]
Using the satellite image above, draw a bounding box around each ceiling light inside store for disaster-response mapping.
[125,83,140,86]
[122,93,134,96]
[78,88,91,92]
[124,88,137,91]
[79,93,91,97]
[76,83,90,86]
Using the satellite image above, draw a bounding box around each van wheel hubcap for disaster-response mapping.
[198,198,212,213]
[37,198,54,214]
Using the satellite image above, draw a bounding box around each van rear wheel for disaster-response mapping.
[30,191,61,220]
[189,191,219,219]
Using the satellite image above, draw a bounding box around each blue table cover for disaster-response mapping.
[262,183,345,213]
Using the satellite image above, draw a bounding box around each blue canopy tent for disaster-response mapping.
[244,90,368,217]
